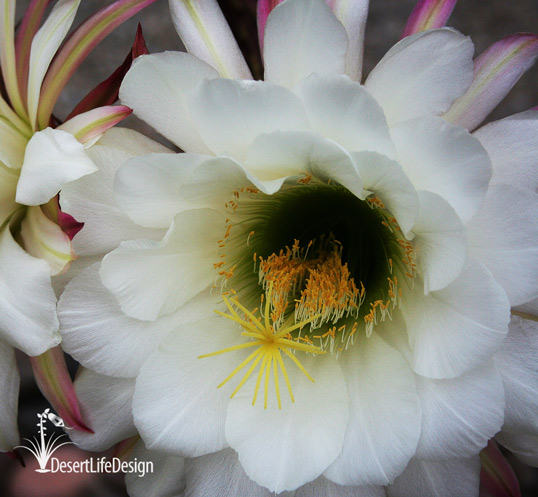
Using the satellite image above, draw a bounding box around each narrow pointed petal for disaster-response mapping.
[37,0,158,129]
[59,105,132,144]
[16,128,97,206]
[67,24,148,119]
[257,0,284,54]
[0,342,20,451]
[15,0,53,100]
[0,0,27,118]
[331,0,370,80]
[28,346,93,433]
[169,0,252,79]
[480,440,521,497]
[20,205,74,276]
[0,119,27,169]
[402,0,458,38]
[0,163,17,226]
[444,34,538,130]
[27,0,81,129]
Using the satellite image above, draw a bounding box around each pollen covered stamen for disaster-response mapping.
[199,287,325,409]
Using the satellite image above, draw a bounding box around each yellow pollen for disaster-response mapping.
[199,285,325,409]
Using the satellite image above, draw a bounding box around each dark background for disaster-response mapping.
[1,1,537,496]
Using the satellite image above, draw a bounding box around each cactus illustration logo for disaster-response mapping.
[15,408,73,473]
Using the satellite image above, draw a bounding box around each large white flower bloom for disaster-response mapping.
[58,0,538,494]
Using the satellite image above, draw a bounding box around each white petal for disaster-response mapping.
[68,369,136,451]
[114,153,249,229]
[0,162,18,226]
[27,0,80,127]
[295,73,395,158]
[496,431,538,467]
[100,209,223,321]
[169,0,251,79]
[60,128,166,257]
[185,449,282,497]
[0,225,60,356]
[119,52,219,153]
[365,29,473,125]
[58,263,210,378]
[189,78,310,161]
[245,131,364,197]
[264,0,348,88]
[297,476,385,497]
[324,333,421,486]
[226,354,349,492]
[467,184,538,305]
[126,440,186,497]
[20,205,73,276]
[494,315,538,435]
[0,119,27,169]
[415,362,504,459]
[331,0,370,81]
[386,457,481,497]
[473,110,538,192]
[412,191,467,293]
[351,151,418,236]
[401,259,510,379]
[133,316,240,457]
[391,115,491,223]
[0,341,19,451]
[16,128,97,206]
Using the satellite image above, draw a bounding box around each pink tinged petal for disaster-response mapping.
[0,0,27,118]
[387,457,481,497]
[296,477,385,497]
[16,128,98,206]
[67,24,148,119]
[331,0,370,81]
[26,0,81,129]
[473,110,538,192]
[42,197,84,241]
[295,73,396,159]
[402,0,458,38]
[226,355,349,493]
[186,449,291,497]
[133,316,237,457]
[415,362,505,460]
[467,185,538,306]
[401,258,510,379]
[264,0,348,89]
[189,78,310,160]
[324,334,421,487]
[119,51,219,153]
[68,369,136,451]
[0,342,20,451]
[494,316,538,436]
[412,191,467,293]
[37,0,158,130]
[0,225,60,356]
[28,346,92,433]
[100,209,224,321]
[365,29,474,125]
[256,0,284,54]
[14,0,53,101]
[444,34,538,131]
[480,440,521,497]
[20,205,74,276]
[169,0,252,79]
[59,105,132,144]
[391,115,492,223]
[125,440,186,497]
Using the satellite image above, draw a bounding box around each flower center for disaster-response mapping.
[202,179,416,407]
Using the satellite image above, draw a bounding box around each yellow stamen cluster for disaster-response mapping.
[199,286,324,409]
